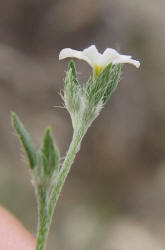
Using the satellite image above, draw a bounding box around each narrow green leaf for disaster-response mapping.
[103,64,121,104]
[11,113,37,169]
[40,127,60,177]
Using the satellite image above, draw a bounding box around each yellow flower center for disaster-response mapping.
[93,65,104,78]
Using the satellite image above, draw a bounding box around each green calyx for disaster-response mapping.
[63,60,121,129]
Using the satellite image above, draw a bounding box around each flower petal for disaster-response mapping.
[100,48,120,67]
[82,45,101,66]
[59,48,80,60]
[59,48,92,66]
[113,55,140,68]
[101,48,140,68]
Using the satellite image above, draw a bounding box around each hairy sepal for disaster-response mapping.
[103,64,121,104]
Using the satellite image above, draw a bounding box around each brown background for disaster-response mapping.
[0,0,165,249]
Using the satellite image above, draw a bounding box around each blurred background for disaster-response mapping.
[0,0,165,249]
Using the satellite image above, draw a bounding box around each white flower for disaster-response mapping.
[59,45,140,76]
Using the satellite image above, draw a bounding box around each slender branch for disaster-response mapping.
[35,126,86,250]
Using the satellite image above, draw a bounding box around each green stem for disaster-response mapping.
[35,126,86,250]
[49,127,85,213]
[36,188,50,250]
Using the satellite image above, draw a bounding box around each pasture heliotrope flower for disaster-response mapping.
[11,43,141,250]
[59,45,140,77]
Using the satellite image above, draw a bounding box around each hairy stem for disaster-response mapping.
[36,188,50,250]
[35,126,86,250]
[49,127,85,214]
